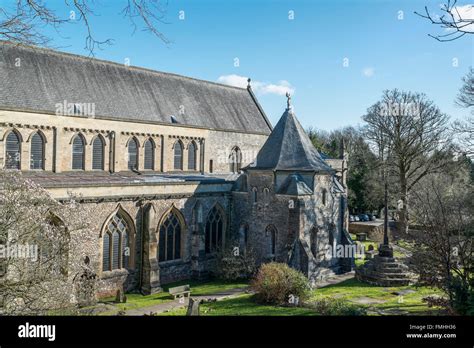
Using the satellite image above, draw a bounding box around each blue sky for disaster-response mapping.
[10,0,473,130]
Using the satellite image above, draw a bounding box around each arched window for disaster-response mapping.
[229,146,242,173]
[122,230,129,268]
[39,214,69,277]
[243,224,249,246]
[329,223,335,247]
[322,189,327,206]
[5,131,21,169]
[144,138,154,170]
[158,209,183,262]
[263,188,270,203]
[102,232,111,271]
[102,212,132,271]
[173,141,183,170]
[188,141,197,170]
[310,226,318,259]
[92,136,104,170]
[72,134,85,170]
[30,132,45,170]
[251,187,258,204]
[205,205,225,254]
[192,201,203,227]
[266,225,277,256]
[239,224,249,250]
[128,138,139,170]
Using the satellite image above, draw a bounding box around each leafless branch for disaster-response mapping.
[415,0,473,42]
[0,0,170,55]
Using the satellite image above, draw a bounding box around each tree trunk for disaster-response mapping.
[399,172,409,234]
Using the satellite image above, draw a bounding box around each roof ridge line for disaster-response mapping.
[0,40,248,92]
[246,86,273,131]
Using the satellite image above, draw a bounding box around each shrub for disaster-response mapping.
[422,277,474,315]
[309,297,367,316]
[215,244,257,281]
[251,262,310,305]
[449,277,474,315]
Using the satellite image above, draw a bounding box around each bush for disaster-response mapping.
[215,244,257,281]
[309,297,367,316]
[449,277,474,315]
[251,262,310,305]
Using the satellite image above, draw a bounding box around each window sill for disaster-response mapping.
[158,259,187,267]
[100,268,130,279]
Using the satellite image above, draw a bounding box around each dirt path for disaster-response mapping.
[313,271,355,289]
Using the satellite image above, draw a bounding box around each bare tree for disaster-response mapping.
[409,171,473,314]
[0,170,93,314]
[0,0,170,55]
[363,89,452,234]
[415,0,473,42]
[456,67,474,110]
[453,68,474,155]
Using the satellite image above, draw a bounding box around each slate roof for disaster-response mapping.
[0,41,272,134]
[248,106,333,172]
[331,176,345,194]
[276,173,313,196]
[22,171,233,188]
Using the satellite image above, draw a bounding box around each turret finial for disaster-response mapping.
[247,78,251,89]
[286,92,292,109]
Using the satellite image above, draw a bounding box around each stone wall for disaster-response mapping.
[205,130,268,173]
[0,109,268,174]
[65,192,231,298]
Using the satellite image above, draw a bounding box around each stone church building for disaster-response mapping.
[0,41,352,299]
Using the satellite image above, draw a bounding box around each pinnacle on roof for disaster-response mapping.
[248,98,333,172]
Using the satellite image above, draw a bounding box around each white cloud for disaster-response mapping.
[217,74,295,96]
[217,74,249,88]
[362,67,375,78]
[451,5,474,32]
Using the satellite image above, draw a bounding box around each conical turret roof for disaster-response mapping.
[248,107,333,172]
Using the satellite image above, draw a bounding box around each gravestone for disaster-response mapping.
[115,289,127,303]
[73,256,97,307]
[186,298,200,316]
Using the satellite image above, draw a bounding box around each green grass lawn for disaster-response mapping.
[98,279,249,315]
[159,294,318,316]
[312,278,445,315]
[349,234,407,266]
[159,278,446,316]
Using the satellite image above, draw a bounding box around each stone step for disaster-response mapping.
[373,262,403,268]
[373,256,396,263]
[375,267,408,274]
[363,270,412,279]
[376,264,409,272]
[374,263,408,270]
[356,275,413,286]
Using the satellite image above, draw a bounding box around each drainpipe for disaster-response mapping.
[160,135,164,172]
[52,126,57,172]
[138,201,145,291]
[109,131,115,173]
[200,139,205,175]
